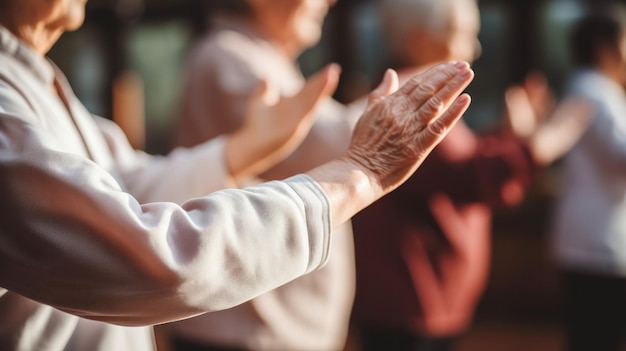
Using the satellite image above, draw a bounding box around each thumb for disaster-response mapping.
[368,69,399,104]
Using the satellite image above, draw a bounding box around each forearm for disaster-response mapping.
[225,128,279,181]
[99,117,236,204]
[0,139,331,326]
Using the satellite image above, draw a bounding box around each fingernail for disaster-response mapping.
[455,61,469,69]
[458,68,473,79]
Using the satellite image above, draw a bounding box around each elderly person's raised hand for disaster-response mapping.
[225,64,340,181]
[504,73,593,165]
[308,61,474,227]
[504,72,555,140]
[525,97,593,165]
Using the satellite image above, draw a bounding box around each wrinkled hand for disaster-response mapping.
[225,64,340,180]
[346,61,474,193]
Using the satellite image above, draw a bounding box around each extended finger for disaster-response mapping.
[396,61,469,103]
[411,66,474,127]
[416,93,472,150]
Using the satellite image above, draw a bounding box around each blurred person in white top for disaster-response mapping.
[163,1,370,351]
[551,4,626,350]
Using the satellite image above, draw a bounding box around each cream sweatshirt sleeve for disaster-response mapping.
[0,108,331,327]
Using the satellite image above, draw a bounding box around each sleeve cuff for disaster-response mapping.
[283,174,333,273]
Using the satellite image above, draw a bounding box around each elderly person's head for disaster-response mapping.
[212,0,337,58]
[380,0,481,67]
[0,0,87,54]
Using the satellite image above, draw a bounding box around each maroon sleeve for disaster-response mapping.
[398,121,538,207]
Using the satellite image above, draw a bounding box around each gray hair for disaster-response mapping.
[379,0,477,56]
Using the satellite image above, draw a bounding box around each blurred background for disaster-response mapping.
[48,0,625,350]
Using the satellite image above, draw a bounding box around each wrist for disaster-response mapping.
[306,158,382,227]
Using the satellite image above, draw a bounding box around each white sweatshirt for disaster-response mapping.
[0,25,332,351]
[168,16,360,351]
[551,69,626,276]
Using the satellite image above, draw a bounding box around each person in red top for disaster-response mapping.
[350,0,592,350]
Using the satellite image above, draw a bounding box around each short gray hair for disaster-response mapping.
[379,0,477,56]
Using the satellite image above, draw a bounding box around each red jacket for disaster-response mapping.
[351,121,536,336]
